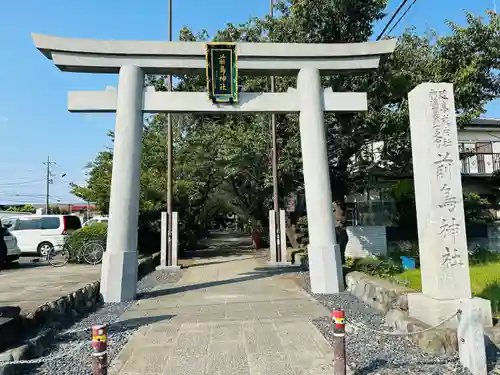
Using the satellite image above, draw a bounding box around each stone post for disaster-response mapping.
[407,83,492,327]
[171,211,179,268]
[158,212,168,268]
[279,209,288,262]
[269,210,277,263]
[100,65,144,303]
[157,211,180,270]
[269,209,291,265]
[297,67,344,294]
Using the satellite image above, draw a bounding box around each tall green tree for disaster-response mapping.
[71,4,500,251]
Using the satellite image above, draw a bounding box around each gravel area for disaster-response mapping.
[5,269,182,375]
[297,271,500,375]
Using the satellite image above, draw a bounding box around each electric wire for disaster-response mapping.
[385,0,419,37]
[376,0,411,40]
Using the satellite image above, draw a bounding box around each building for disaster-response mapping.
[347,117,500,226]
[342,117,500,258]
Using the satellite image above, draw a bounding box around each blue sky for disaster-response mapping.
[0,0,498,205]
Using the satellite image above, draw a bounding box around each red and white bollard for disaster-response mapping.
[91,324,108,375]
[332,309,346,375]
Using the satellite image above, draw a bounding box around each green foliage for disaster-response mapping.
[6,204,36,213]
[70,3,500,252]
[65,223,107,262]
[463,193,495,222]
[387,240,420,264]
[468,244,500,265]
[48,206,69,215]
[350,256,402,278]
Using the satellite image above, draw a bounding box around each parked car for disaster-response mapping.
[0,225,21,263]
[82,216,108,227]
[1,215,82,255]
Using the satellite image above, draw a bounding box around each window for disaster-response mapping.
[476,142,493,154]
[16,218,41,230]
[41,217,60,230]
[476,143,493,173]
[1,218,16,229]
[64,216,82,230]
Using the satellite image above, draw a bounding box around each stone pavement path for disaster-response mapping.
[109,233,334,375]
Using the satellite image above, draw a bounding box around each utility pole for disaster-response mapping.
[270,0,281,262]
[44,156,54,214]
[166,0,174,265]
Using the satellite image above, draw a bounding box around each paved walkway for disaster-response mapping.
[0,261,100,313]
[110,233,333,375]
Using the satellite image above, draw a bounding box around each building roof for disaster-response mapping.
[466,118,500,128]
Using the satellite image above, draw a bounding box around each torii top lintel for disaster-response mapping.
[31,33,396,76]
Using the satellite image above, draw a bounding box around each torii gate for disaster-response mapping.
[32,33,396,302]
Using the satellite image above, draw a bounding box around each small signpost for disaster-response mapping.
[206,43,238,104]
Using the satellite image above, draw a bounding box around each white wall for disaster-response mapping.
[345,226,388,258]
[458,129,500,143]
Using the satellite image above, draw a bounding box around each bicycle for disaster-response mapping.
[46,240,105,267]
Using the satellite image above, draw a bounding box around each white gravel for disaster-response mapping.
[297,271,500,375]
[3,269,181,375]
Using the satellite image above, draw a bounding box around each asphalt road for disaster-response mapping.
[1,254,49,273]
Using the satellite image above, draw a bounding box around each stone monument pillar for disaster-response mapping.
[407,83,492,327]
[100,65,144,303]
[297,67,344,294]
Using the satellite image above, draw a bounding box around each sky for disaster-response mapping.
[0,0,498,205]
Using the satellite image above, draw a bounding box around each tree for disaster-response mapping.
[72,4,500,253]
[6,204,36,213]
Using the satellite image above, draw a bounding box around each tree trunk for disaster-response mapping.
[332,194,348,265]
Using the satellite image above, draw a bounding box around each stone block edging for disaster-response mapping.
[0,252,162,364]
[344,270,500,354]
[345,271,415,312]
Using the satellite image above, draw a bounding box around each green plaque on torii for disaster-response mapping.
[206,42,238,104]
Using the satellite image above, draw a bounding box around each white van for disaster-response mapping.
[1,215,82,255]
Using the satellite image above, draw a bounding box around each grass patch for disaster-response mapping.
[397,262,500,317]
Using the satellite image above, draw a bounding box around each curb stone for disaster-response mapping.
[0,252,162,367]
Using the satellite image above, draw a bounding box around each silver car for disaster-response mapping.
[1,226,21,263]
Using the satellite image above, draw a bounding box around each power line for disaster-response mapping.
[0,179,45,187]
[0,194,64,199]
[376,0,411,40]
[385,0,418,37]
[0,175,44,181]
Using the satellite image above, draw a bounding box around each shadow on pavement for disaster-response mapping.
[139,265,297,300]
[112,314,175,330]
[180,230,257,260]
[182,256,256,269]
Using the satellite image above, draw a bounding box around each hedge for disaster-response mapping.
[65,223,107,262]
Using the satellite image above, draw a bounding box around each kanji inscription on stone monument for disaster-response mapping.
[408,82,492,347]
[408,83,472,300]
[441,246,464,268]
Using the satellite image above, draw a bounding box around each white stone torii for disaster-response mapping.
[32,33,396,302]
